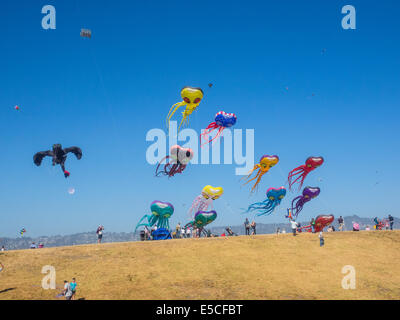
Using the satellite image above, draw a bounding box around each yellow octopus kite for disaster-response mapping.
[242,155,280,193]
[166,86,204,132]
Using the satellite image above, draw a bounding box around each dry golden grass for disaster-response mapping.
[1,230,399,300]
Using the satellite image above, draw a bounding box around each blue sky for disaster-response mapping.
[0,0,399,237]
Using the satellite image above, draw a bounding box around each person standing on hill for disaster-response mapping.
[310,218,316,233]
[251,221,256,235]
[96,225,104,243]
[180,227,186,238]
[176,223,181,239]
[338,216,345,231]
[373,217,380,230]
[144,226,151,240]
[70,278,77,300]
[244,218,250,235]
[388,214,394,230]
[290,219,298,236]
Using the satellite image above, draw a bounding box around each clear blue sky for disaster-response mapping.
[1,0,399,237]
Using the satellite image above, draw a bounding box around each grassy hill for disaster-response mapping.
[1,231,399,300]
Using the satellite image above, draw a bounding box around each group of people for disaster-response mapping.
[244,218,256,235]
[30,242,44,249]
[173,223,192,238]
[62,278,78,300]
[352,215,394,231]
[373,215,394,230]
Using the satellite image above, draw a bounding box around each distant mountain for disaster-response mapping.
[1,215,397,250]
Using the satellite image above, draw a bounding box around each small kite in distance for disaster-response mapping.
[80,29,92,38]
[14,105,20,111]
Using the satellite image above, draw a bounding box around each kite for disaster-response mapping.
[184,210,217,232]
[14,105,20,111]
[135,200,174,232]
[155,145,194,177]
[33,144,82,178]
[166,86,204,133]
[208,83,213,88]
[242,155,279,193]
[314,214,334,232]
[291,186,320,219]
[20,228,26,236]
[244,187,286,217]
[188,185,223,218]
[80,28,92,38]
[288,156,324,191]
[200,111,237,146]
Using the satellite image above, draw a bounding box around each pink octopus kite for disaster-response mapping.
[288,156,324,191]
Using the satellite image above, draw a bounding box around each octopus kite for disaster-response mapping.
[314,214,334,232]
[135,200,174,232]
[288,156,324,191]
[166,86,204,133]
[188,185,223,218]
[200,111,237,146]
[242,155,279,193]
[155,145,194,177]
[244,187,286,217]
[291,186,320,219]
[184,210,217,234]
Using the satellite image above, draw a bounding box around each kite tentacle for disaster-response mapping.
[135,214,151,232]
[242,164,261,184]
[167,102,185,129]
[155,156,169,176]
[250,171,264,193]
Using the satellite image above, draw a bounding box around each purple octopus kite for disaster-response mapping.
[290,186,320,219]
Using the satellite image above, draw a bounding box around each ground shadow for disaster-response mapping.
[0,288,16,294]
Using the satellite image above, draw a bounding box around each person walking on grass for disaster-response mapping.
[63,280,73,300]
[70,278,77,300]
[290,219,298,236]
[319,231,325,247]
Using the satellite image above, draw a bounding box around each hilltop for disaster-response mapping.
[1,215,397,250]
[1,230,399,300]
